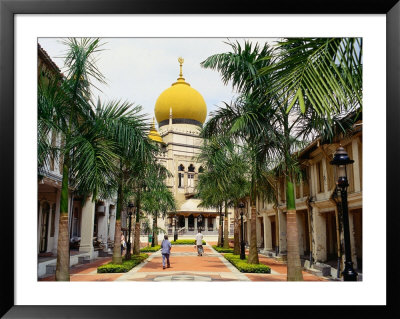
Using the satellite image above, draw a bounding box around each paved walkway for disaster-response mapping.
[39,244,328,282]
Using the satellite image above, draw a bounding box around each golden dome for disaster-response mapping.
[154,57,207,125]
[148,118,164,143]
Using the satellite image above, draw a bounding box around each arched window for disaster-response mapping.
[178,164,185,188]
[187,164,195,188]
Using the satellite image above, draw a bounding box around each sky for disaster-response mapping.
[38,37,278,126]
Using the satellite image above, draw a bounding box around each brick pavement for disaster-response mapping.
[38,244,328,282]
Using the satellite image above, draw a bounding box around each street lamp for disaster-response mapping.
[239,201,246,260]
[126,201,134,260]
[330,146,358,281]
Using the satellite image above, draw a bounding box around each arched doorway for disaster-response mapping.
[188,214,194,231]
[178,215,185,228]
[39,202,50,253]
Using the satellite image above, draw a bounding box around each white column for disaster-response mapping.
[351,139,361,192]
[311,164,317,196]
[297,213,305,256]
[97,204,108,249]
[213,217,217,231]
[246,218,251,243]
[278,210,287,253]
[311,207,327,262]
[46,203,54,253]
[264,215,272,251]
[204,217,208,231]
[256,216,262,247]
[184,171,188,190]
[79,197,96,255]
[52,190,61,254]
[322,157,329,195]
[37,202,42,253]
[194,217,197,230]
[185,217,188,230]
[108,205,116,241]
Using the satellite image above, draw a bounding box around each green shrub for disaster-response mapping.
[140,245,161,252]
[97,253,149,273]
[212,245,234,253]
[224,253,271,273]
[170,239,206,245]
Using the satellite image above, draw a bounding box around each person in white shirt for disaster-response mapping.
[195,230,204,256]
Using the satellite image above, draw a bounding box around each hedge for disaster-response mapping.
[97,253,148,273]
[170,239,206,245]
[212,245,234,253]
[140,245,161,252]
[224,253,271,273]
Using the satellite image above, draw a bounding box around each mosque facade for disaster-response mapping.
[148,58,233,238]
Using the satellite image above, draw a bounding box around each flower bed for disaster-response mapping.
[140,245,161,252]
[97,253,148,273]
[212,245,234,253]
[223,253,271,273]
[170,239,206,245]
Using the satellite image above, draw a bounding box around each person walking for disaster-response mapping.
[195,229,204,256]
[161,234,172,269]
[121,233,126,256]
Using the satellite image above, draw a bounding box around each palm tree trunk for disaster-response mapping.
[223,202,229,249]
[55,161,70,281]
[247,204,259,264]
[133,221,141,255]
[112,220,123,264]
[133,192,141,255]
[233,208,240,255]
[286,179,303,281]
[112,181,123,264]
[154,215,158,246]
[218,205,223,247]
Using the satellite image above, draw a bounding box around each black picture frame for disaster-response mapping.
[1,0,399,317]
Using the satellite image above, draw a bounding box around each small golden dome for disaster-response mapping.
[148,118,164,143]
[154,57,207,125]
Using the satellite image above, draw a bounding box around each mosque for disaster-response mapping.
[147,58,233,238]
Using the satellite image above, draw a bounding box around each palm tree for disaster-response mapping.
[126,158,171,255]
[38,38,122,281]
[197,135,249,250]
[97,105,156,264]
[202,41,278,264]
[259,37,362,114]
[201,39,359,280]
[142,163,176,247]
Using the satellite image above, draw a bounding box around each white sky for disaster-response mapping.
[38,37,278,125]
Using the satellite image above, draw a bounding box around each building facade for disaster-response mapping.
[242,121,362,273]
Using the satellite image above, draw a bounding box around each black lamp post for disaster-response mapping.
[330,146,358,281]
[126,201,134,260]
[174,215,178,242]
[239,202,246,260]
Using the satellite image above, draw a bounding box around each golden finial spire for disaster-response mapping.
[173,57,189,86]
[178,57,184,77]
